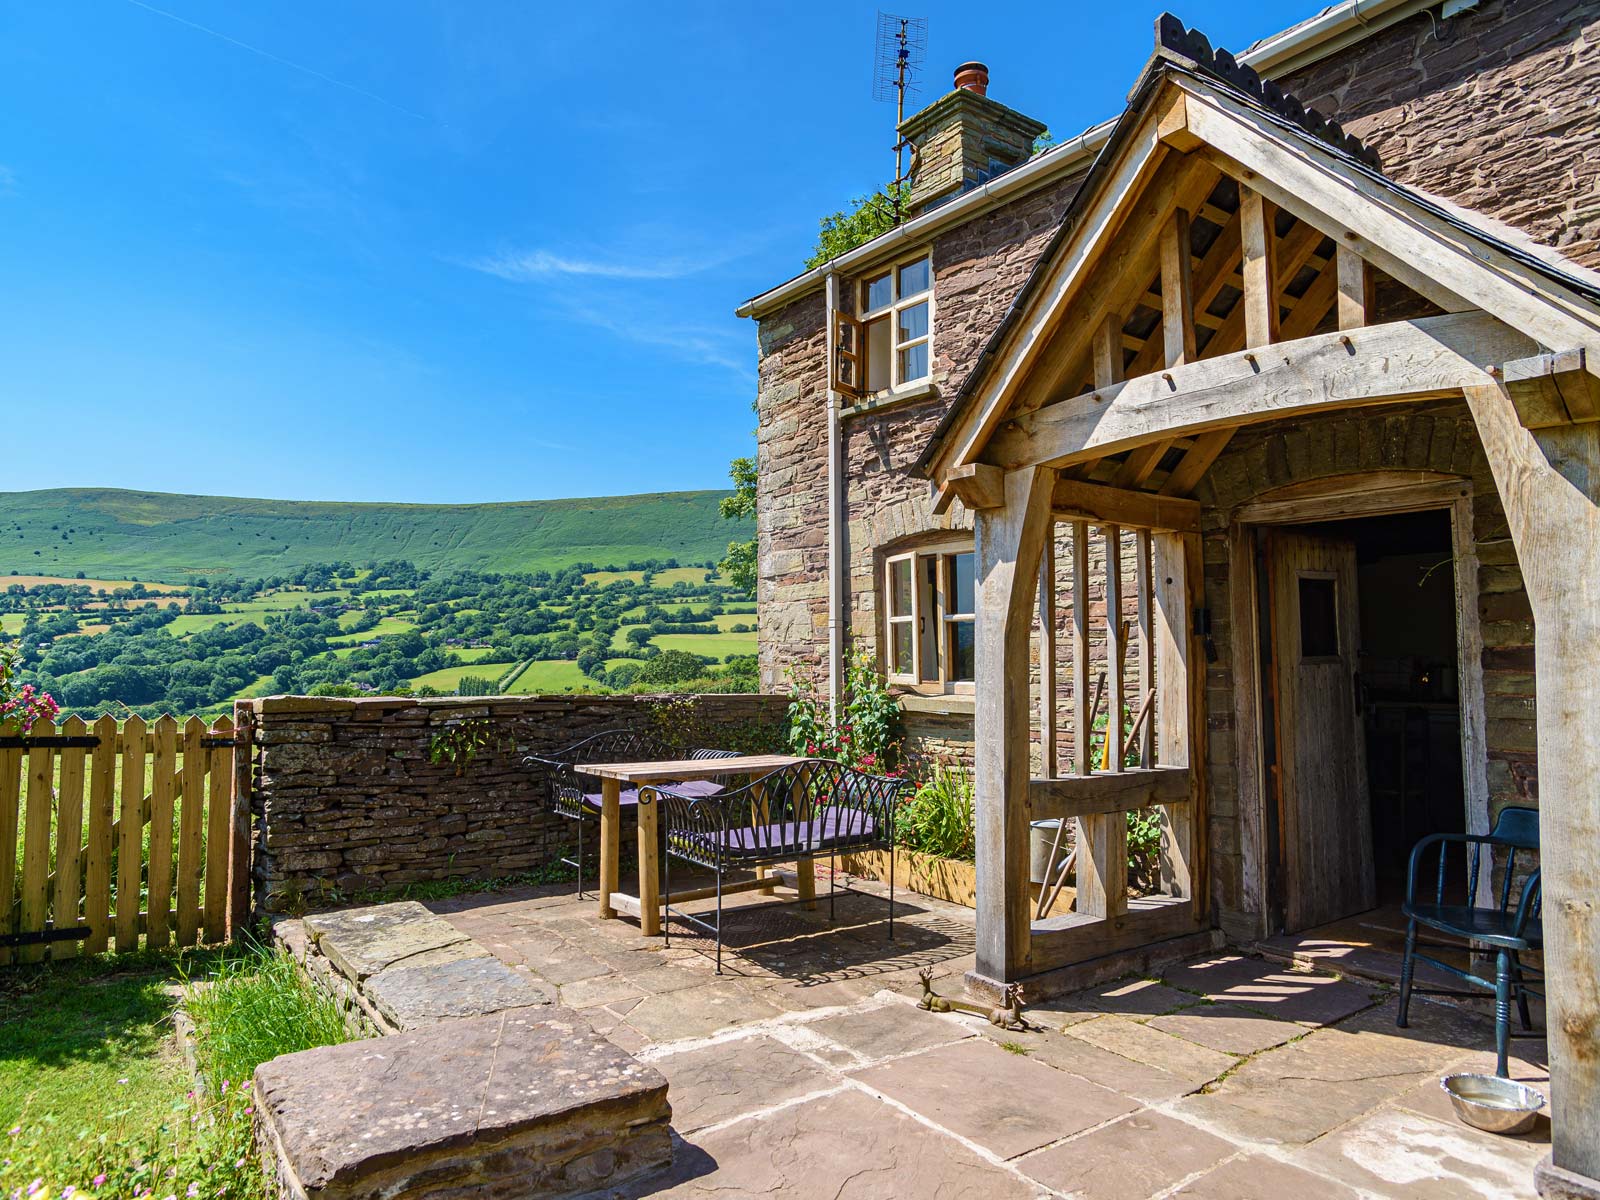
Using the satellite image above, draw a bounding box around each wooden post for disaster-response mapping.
[1136,530,1155,768]
[1103,527,1125,773]
[228,703,254,941]
[84,714,118,954]
[147,715,177,950]
[973,466,1056,983]
[1335,243,1371,331]
[1239,185,1279,348]
[637,786,661,935]
[1153,532,1196,901]
[1160,209,1196,367]
[116,714,147,953]
[597,776,621,920]
[177,716,205,947]
[1038,535,1058,776]
[1071,521,1092,778]
[1462,379,1600,1184]
[205,715,233,945]
[53,716,88,960]
[20,718,56,964]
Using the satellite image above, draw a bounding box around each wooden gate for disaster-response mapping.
[0,714,242,964]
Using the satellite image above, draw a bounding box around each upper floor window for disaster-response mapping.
[885,542,974,689]
[858,254,932,393]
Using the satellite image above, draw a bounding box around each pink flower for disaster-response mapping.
[187,1184,200,1197]
[92,1177,106,1189]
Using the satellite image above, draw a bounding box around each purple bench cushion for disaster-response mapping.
[713,810,879,859]
[581,778,725,809]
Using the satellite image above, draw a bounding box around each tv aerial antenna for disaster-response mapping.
[873,11,927,222]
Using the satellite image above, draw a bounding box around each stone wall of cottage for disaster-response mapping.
[1191,402,1535,939]
[1278,0,1600,270]
[753,0,1591,786]
[242,693,788,915]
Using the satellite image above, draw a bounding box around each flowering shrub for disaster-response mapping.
[786,649,903,774]
[0,640,58,733]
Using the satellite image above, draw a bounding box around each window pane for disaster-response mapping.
[867,317,891,391]
[1298,577,1339,657]
[892,622,915,674]
[864,272,893,312]
[897,300,928,343]
[890,558,913,616]
[948,620,975,682]
[898,257,930,297]
[948,552,975,616]
[898,340,929,383]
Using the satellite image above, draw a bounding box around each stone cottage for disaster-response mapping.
[739,2,1600,1193]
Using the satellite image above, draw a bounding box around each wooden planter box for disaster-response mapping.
[833,847,1075,918]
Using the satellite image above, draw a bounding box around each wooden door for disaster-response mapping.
[1267,530,1376,931]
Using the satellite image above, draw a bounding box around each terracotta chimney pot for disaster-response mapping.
[953,61,989,95]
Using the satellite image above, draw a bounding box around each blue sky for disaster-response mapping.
[1,1,1308,504]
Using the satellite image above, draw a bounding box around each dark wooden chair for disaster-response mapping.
[643,759,906,973]
[524,731,738,898]
[1397,805,1542,1076]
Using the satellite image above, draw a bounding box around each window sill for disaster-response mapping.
[840,379,941,419]
[898,693,976,717]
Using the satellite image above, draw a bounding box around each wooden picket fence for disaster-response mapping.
[0,714,243,965]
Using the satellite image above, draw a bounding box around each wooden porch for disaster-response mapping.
[918,50,1600,1185]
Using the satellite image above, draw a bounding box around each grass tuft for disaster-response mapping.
[182,940,351,1095]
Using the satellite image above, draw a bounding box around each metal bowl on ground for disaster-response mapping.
[1440,1073,1546,1135]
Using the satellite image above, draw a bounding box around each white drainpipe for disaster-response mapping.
[825,272,847,719]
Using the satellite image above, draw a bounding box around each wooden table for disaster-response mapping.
[576,755,808,936]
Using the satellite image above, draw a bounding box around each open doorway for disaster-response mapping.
[1261,508,1464,934]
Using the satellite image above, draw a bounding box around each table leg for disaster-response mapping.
[598,777,620,919]
[638,788,661,937]
[797,856,816,911]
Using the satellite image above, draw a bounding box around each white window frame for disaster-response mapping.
[859,252,933,394]
[882,540,974,692]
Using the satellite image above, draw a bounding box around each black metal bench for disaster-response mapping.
[642,759,906,972]
[524,730,739,898]
[1397,805,1542,1077]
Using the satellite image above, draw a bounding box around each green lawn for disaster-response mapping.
[505,659,610,694]
[0,954,188,1148]
[0,613,24,634]
[326,616,417,645]
[654,631,758,659]
[410,661,516,690]
[651,567,711,586]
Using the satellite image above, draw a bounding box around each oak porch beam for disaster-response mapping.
[1028,766,1189,821]
[1050,476,1201,533]
[1462,378,1600,1184]
[973,466,1058,984]
[984,310,1536,474]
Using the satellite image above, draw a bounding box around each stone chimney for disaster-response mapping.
[898,62,1048,216]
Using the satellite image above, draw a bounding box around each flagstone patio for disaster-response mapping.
[426,872,1550,1199]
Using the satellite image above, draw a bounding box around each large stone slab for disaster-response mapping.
[850,1037,1138,1159]
[1288,1107,1544,1199]
[255,1006,671,1199]
[304,901,472,982]
[1063,1014,1238,1083]
[1160,954,1377,1027]
[363,953,552,1031]
[650,1034,837,1132]
[1018,1110,1234,1200]
[1174,1154,1360,1198]
[647,1086,1039,1199]
[1149,1004,1305,1056]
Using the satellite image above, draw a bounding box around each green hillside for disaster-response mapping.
[0,488,747,583]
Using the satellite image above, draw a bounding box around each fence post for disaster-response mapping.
[228,702,255,941]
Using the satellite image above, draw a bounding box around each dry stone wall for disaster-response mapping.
[242,693,788,915]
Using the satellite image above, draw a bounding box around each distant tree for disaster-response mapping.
[635,649,710,688]
[803,181,909,270]
[718,411,758,596]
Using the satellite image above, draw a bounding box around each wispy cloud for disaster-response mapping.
[467,249,709,282]
[0,166,15,197]
[123,0,433,122]
[562,301,754,383]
